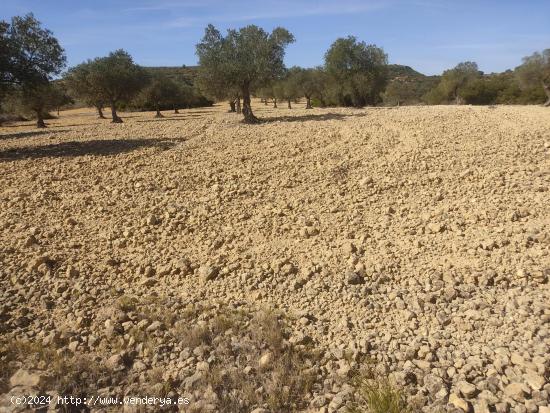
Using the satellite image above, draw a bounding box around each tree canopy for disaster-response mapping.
[438,61,481,104]
[383,80,416,106]
[324,36,388,107]
[0,13,66,127]
[72,50,148,122]
[138,74,182,117]
[516,49,550,106]
[0,13,66,86]
[65,59,107,118]
[196,24,294,122]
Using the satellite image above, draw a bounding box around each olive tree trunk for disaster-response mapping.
[97,106,106,119]
[36,110,46,128]
[174,105,179,114]
[155,103,163,118]
[287,99,292,109]
[543,82,550,107]
[273,98,277,108]
[229,101,236,112]
[305,96,313,109]
[241,84,259,123]
[110,101,123,123]
[236,97,242,114]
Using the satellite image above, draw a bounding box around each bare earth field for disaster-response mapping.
[0,104,549,412]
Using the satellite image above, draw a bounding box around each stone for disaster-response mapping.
[426,222,445,233]
[199,265,219,282]
[132,360,146,372]
[146,214,159,225]
[68,341,79,352]
[457,381,477,398]
[449,393,470,412]
[346,271,363,285]
[66,265,79,277]
[342,242,356,256]
[24,235,37,247]
[503,382,528,402]
[106,354,123,369]
[10,369,44,388]
[196,361,209,372]
[141,278,157,287]
[494,402,509,413]
[259,351,273,369]
[473,399,490,413]
[359,177,373,186]
[523,370,545,391]
[146,321,162,332]
[510,352,525,366]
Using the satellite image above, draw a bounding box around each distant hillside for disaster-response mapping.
[388,64,440,86]
[142,63,440,106]
[143,65,200,86]
[386,64,441,104]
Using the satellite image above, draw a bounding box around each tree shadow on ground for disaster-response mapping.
[136,114,207,123]
[259,112,367,123]
[0,138,185,161]
[0,129,70,141]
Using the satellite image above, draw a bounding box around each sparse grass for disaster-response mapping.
[116,294,138,312]
[348,367,410,413]
[0,338,116,399]
[180,308,318,413]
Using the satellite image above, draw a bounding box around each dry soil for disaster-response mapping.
[0,103,549,412]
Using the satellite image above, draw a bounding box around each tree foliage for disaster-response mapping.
[516,49,550,106]
[437,61,481,104]
[324,36,388,107]
[69,50,148,122]
[137,74,181,117]
[65,59,106,117]
[383,80,416,106]
[273,67,300,109]
[1,14,66,86]
[0,14,66,126]
[17,81,58,127]
[196,24,294,122]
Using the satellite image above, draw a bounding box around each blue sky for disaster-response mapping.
[2,0,549,75]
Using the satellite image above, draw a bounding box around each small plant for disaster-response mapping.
[0,339,116,397]
[348,368,410,413]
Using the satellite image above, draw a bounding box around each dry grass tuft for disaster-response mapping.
[182,308,319,413]
[0,338,115,397]
[348,367,410,413]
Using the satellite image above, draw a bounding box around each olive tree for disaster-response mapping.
[0,21,12,104]
[50,82,73,115]
[65,59,107,118]
[18,81,57,127]
[516,49,550,107]
[1,14,65,86]
[383,80,416,106]
[171,83,193,113]
[275,69,300,109]
[439,61,481,104]
[139,74,179,117]
[324,36,388,107]
[294,68,322,109]
[196,24,294,123]
[0,14,66,126]
[84,50,148,123]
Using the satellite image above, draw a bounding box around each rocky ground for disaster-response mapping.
[0,103,549,412]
